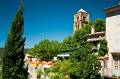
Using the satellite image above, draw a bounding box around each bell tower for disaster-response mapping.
[74,8,89,32]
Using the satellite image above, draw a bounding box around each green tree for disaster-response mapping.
[94,19,105,32]
[72,26,90,48]
[0,48,4,58]
[2,1,28,79]
[61,23,91,52]
[48,27,103,79]
[84,24,91,34]
[49,60,72,79]
[61,36,77,51]
[70,47,102,79]
[48,45,102,79]
[98,40,108,56]
[69,27,103,79]
[28,39,60,61]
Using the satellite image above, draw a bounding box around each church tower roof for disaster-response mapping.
[77,8,87,13]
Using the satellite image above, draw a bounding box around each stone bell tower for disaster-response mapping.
[74,8,89,32]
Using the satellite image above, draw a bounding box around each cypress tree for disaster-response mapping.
[2,0,28,79]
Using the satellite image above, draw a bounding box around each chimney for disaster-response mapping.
[91,25,95,34]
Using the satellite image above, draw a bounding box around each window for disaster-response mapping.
[77,16,79,20]
[113,56,120,70]
[76,25,77,29]
[104,60,107,68]
[78,24,79,29]
[113,55,120,76]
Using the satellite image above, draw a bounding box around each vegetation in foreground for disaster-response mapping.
[29,19,107,79]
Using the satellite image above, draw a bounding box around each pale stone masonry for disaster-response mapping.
[73,8,89,32]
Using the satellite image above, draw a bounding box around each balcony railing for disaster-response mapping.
[87,37,105,42]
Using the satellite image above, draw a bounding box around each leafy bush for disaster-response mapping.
[49,60,72,79]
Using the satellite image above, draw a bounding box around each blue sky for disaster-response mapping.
[0,0,118,48]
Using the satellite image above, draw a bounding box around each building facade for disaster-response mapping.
[103,3,120,77]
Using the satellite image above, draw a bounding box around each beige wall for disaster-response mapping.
[106,15,120,53]
[74,12,89,32]
[106,7,120,77]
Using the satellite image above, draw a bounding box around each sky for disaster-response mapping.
[0,0,119,48]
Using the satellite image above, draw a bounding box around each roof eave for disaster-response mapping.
[103,4,120,13]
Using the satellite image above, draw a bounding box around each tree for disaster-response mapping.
[47,27,103,79]
[2,1,28,79]
[94,19,105,32]
[98,40,108,56]
[47,44,102,79]
[84,24,91,34]
[71,26,90,51]
[0,48,4,58]
[47,60,72,79]
[70,46,102,79]
[61,36,77,51]
[69,27,103,79]
[28,39,60,61]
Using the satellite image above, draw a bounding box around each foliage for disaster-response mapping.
[84,24,91,34]
[68,24,104,79]
[0,73,2,79]
[61,23,91,51]
[28,28,88,61]
[36,69,43,79]
[73,29,87,48]
[0,48,4,58]
[70,43,93,61]
[0,63,2,79]
[94,19,105,32]
[27,19,106,79]
[70,49,102,79]
[98,40,108,56]
[0,48,29,58]
[45,26,103,79]
[49,60,72,79]
[49,49,102,79]
[61,36,77,51]
[2,1,28,79]
[28,39,60,61]
[69,32,102,79]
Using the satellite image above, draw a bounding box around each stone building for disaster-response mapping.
[74,3,120,78]
[103,3,120,77]
[73,8,89,32]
